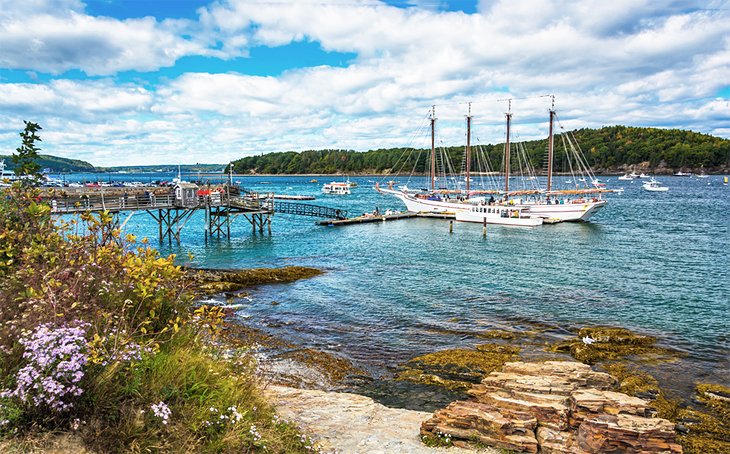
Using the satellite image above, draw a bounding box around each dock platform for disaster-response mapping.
[273,194,316,200]
[316,211,456,226]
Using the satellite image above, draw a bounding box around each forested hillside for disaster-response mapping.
[0,154,96,172]
[230,126,730,175]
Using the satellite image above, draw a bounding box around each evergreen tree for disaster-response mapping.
[12,121,43,185]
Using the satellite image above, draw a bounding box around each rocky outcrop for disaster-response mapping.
[421,361,683,453]
[268,385,498,453]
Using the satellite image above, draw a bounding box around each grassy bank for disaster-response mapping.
[0,187,318,453]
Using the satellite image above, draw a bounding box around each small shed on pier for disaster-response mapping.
[174,182,199,208]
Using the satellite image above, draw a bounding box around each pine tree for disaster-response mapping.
[12,121,43,186]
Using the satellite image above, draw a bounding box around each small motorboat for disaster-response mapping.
[642,178,669,192]
[322,181,351,195]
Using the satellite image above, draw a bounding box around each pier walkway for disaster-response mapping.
[45,187,347,244]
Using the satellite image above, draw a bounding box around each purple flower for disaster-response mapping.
[1,322,89,412]
[151,401,171,425]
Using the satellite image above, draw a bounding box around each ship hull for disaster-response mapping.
[517,200,607,222]
[379,188,605,222]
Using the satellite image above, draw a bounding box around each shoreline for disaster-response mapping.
[195,266,729,452]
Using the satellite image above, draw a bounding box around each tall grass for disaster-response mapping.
[0,187,317,453]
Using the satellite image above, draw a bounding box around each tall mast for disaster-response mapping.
[430,105,436,191]
[504,100,512,193]
[466,102,472,193]
[547,95,555,192]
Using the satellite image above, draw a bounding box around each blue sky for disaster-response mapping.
[0,0,728,165]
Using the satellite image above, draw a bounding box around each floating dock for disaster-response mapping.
[273,194,316,200]
[317,211,455,226]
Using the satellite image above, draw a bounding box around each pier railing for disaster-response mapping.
[273,201,347,219]
[49,194,177,213]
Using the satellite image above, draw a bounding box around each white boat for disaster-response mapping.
[377,188,469,213]
[642,178,669,192]
[377,99,607,223]
[591,179,606,188]
[1,159,16,182]
[456,205,543,227]
[512,197,607,222]
[639,173,650,178]
[322,181,351,195]
[674,171,692,177]
[618,174,633,181]
[629,172,640,179]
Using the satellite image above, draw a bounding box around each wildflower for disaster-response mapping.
[249,424,261,442]
[151,401,172,425]
[2,323,88,412]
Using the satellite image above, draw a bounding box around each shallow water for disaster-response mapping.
[58,173,730,392]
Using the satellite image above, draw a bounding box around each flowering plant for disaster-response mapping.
[1,322,88,412]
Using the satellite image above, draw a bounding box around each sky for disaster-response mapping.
[0,0,729,166]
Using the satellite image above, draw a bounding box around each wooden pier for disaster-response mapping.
[44,185,345,244]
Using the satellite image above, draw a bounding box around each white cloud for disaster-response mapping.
[0,0,729,166]
[0,3,206,75]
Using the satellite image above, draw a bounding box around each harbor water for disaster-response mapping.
[56,173,730,393]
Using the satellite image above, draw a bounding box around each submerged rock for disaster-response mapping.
[396,344,520,391]
[549,326,678,364]
[421,360,682,453]
[190,266,323,296]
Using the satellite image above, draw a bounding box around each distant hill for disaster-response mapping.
[230,126,730,175]
[0,154,96,173]
[103,164,226,173]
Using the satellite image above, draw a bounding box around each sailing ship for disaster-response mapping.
[376,98,609,222]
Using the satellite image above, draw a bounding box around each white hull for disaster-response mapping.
[517,200,607,222]
[456,210,543,227]
[380,189,470,213]
[379,188,605,222]
[643,186,669,192]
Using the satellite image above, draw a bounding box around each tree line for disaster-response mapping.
[229,126,730,175]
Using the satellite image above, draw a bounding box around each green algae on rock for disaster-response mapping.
[396,344,520,391]
[191,266,323,296]
[273,348,368,385]
[603,363,662,399]
[549,326,677,364]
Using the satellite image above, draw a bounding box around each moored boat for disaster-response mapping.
[322,181,351,195]
[377,98,610,222]
[642,178,669,192]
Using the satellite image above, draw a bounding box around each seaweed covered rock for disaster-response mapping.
[396,344,520,391]
[190,266,322,296]
[421,361,682,453]
[550,326,676,364]
[676,383,730,453]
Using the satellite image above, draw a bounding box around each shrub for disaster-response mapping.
[0,187,315,452]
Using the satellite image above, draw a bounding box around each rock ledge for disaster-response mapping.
[421,361,682,453]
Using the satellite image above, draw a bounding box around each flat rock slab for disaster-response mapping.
[268,385,496,454]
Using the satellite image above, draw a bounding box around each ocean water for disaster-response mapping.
[56,173,730,393]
